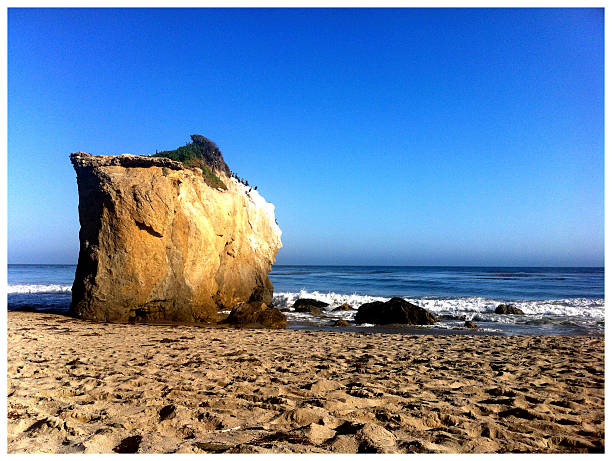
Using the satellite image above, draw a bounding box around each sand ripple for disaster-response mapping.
[7,312,604,453]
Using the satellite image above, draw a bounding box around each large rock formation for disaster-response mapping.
[70,149,282,324]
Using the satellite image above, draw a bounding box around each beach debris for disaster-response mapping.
[355,297,438,325]
[495,304,525,315]
[113,435,142,453]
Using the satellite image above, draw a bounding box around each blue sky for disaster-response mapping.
[8,8,603,266]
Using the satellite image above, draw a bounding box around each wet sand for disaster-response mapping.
[7,311,604,453]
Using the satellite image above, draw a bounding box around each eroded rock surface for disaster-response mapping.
[70,152,282,324]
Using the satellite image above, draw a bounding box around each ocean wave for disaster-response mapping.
[273,290,388,309]
[409,297,605,320]
[7,284,72,294]
[272,291,605,321]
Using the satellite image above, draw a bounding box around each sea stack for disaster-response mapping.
[69,136,282,324]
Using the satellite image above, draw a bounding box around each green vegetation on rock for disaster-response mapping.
[152,135,228,190]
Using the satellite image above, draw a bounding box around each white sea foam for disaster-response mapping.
[272,291,605,325]
[273,290,388,310]
[410,296,605,320]
[7,284,72,294]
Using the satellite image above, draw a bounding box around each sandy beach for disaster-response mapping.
[7,311,604,453]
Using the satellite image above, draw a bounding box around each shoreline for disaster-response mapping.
[7,311,604,453]
[8,305,602,337]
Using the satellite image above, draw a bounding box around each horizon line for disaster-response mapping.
[6,263,605,269]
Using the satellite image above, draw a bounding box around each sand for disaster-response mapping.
[7,311,604,453]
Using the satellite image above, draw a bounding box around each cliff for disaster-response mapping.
[70,151,282,324]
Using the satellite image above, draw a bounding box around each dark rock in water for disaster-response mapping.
[293,298,329,316]
[294,298,329,309]
[333,303,355,311]
[438,314,466,321]
[159,404,176,421]
[113,435,142,453]
[495,304,525,315]
[279,308,291,313]
[332,319,350,327]
[355,297,437,325]
[464,321,479,329]
[222,302,286,329]
[295,305,324,316]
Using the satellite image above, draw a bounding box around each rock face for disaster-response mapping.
[355,297,438,325]
[70,151,282,324]
[495,304,525,315]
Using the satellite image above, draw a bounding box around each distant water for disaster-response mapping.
[7,264,604,336]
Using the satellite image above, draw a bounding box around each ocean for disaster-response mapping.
[7,264,604,336]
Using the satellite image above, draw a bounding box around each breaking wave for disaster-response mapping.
[273,290,604,335]
[7,284,73,294]
[273,290,604,319]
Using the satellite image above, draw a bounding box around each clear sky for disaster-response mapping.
[8,8,603,266]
